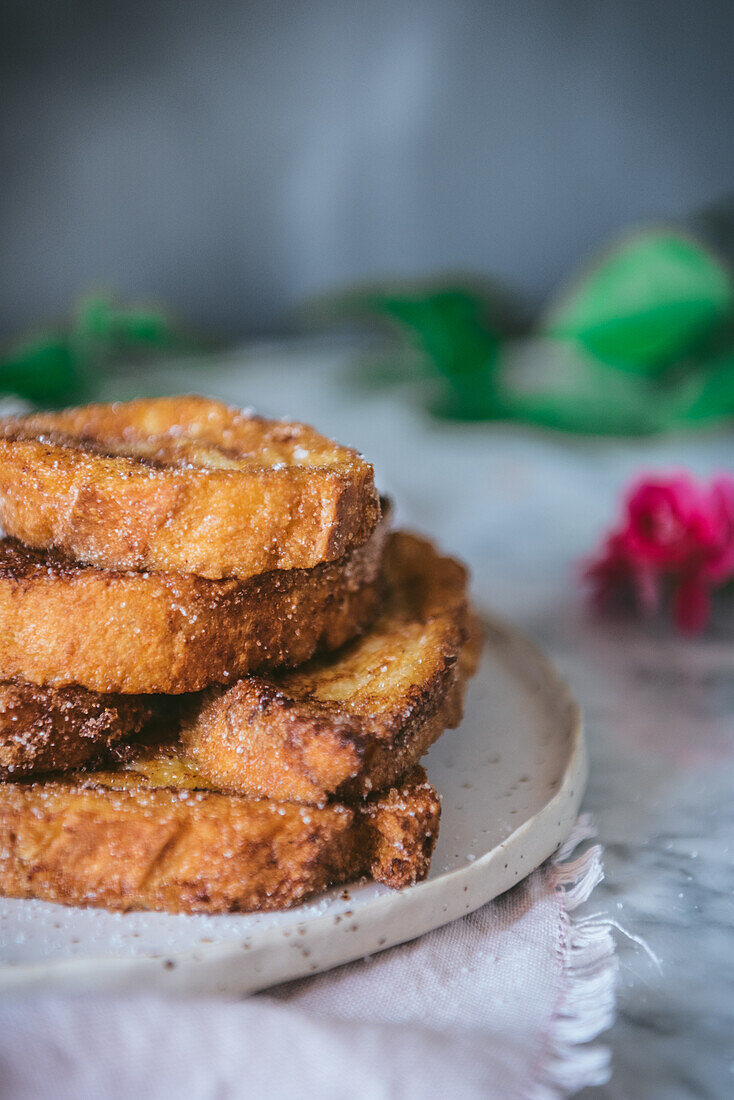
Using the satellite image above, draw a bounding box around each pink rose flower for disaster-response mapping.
[705,477,734,582]
[585,472,734,634]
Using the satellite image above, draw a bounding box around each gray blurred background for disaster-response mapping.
[2,0,733,340]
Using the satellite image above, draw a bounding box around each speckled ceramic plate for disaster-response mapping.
[0,613,585,998]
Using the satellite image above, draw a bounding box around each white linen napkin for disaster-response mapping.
[0,817,615,1100]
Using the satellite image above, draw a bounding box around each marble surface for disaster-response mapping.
[105,340,733,1099]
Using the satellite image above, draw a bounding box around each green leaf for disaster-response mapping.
[543,230,734,373]
[666,347,734,424]
[435,336,734,435]
[310,279,503,374]
[0,294,194,408]
[75,296,186,354]
[371,290,497,374]
[373,289,510,419]
[0,335,88,406]
[453,338,674,434]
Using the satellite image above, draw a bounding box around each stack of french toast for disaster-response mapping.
[0,396,480,914]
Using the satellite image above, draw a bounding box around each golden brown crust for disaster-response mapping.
[181,532,479,803]
[0,681,154,778]
[0,396,379,579]
[0,747,440,913]
[0,514,389,694]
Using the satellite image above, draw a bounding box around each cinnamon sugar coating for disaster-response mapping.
[0,513,388,694]
[0,396,379,579]
[182,533,481,803]
[0,746,440,913]
[0,680,154,778]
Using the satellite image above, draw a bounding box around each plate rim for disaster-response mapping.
[0,610,586,998]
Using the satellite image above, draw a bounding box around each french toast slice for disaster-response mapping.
[0,681,154,778]
[181,533,481,804]
[0,512,388,694]
[0,396,379,579]
[0,743,440,913]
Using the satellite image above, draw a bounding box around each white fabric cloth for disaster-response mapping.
[0,818,615,1100]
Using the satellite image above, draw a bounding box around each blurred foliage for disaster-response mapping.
[6,222,734,435]
[544,231,734,373]
[318,227,734,435]
[0,295,193,408]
